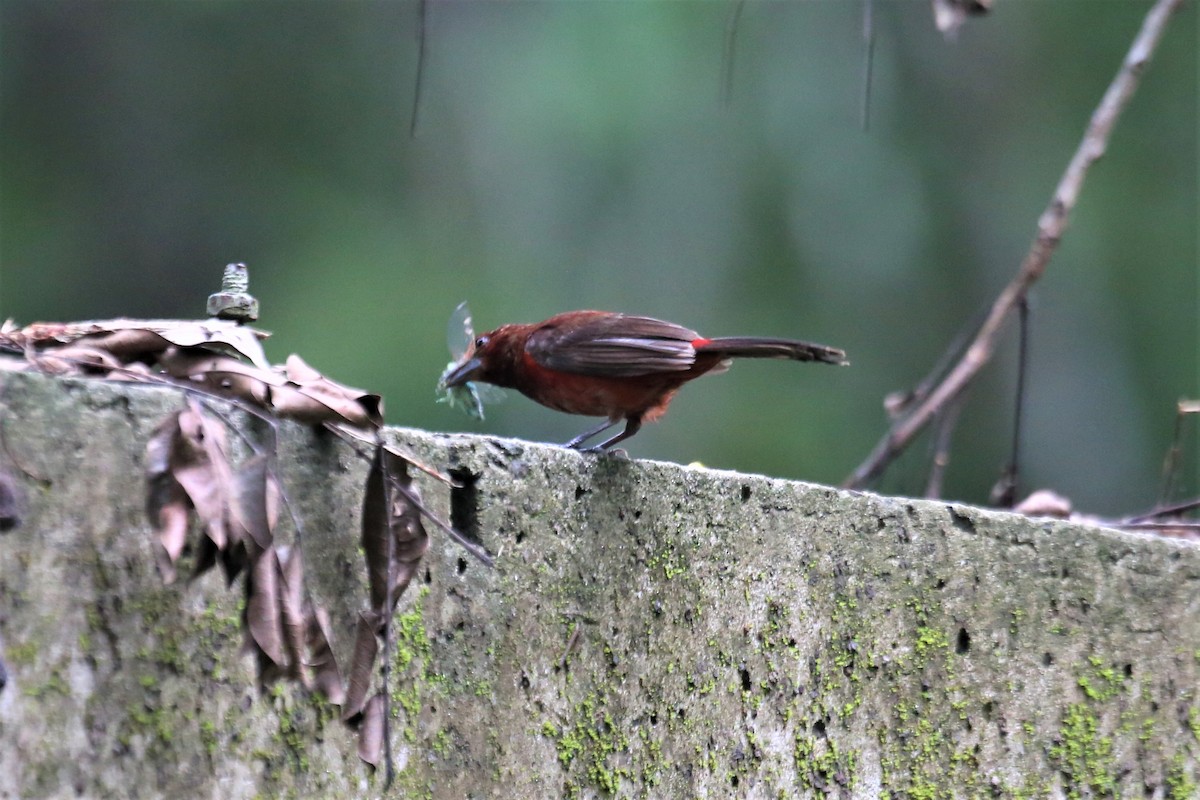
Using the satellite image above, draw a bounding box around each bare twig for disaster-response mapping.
[844,0,1185,489]
[1156,399,1199,506]
[1124,495,1200,525]
[389,475,494,568]
[324,421,456,486]
[924,393,965,499]
[719,1,746,107]
[860,0,875,132]
[410,0,428,138]
[319,424,493,567]
[884,301,992,421]
[1110,521,1200,532]
[380,450,396,789]
[990,297,1030,507]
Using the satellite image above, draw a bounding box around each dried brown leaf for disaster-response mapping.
[158,349,276,406]
[231,454,278,552]
[35,344,124,375]
[390,462,431,588]
[388,483,430,607]
[246,547,285,668]
[145,412,191,582]
[154,502,190,583]
[356,693,386,768]
[342,613,379,723]
[171,402,234,550]
[156,321,271,369]
[6,318,270,363]
[78,329,178,362]
[278,546,308,685]
[263,385,351,426]
[361,446,393,615]
[362,445,432,620]
[307,606,346,705]
[161,349,382,429]
[280,354,383,429]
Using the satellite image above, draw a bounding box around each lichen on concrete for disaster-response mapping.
[1,371,1197,798]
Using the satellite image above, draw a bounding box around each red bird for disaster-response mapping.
[442,311,847,451]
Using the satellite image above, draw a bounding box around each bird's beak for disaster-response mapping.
[440,356,483,388]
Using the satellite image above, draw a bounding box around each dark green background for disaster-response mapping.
[1,1,1195,514]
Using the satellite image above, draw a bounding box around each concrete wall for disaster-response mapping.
[1,371,1197,799]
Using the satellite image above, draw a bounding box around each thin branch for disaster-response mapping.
[325,421,456,486]
[860,0,875,132]
[844,0,1185,489]
[990,297,1030,507]
[1156,399,1199,506]
[884,300,992,421]
[389,475,494,568]
[320,423,492,566]
[380,449,396,789]
[1124,495,1200,525]
[924,393,965,499]
[1108,521,1200,532]
[719,1,745,107]
[410,0,428,138]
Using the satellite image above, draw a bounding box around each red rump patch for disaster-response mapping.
[691,337,713,349]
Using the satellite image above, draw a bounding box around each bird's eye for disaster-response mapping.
[474,335,489,350]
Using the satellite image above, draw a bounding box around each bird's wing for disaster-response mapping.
[527,314,700,377]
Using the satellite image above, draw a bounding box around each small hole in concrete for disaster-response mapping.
[740,485,752,502]
[956,627,971,654]
[456,557,467,575]
[449,468,482,546]
[949,508,976,534]
[1042,652,1053,666]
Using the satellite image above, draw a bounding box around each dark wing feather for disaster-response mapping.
[527,314,699,377]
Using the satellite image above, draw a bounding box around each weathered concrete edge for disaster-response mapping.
[0,371,1198,799]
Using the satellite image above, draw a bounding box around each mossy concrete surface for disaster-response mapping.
[0,371,1197,799]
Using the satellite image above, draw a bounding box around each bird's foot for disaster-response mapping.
[577,446,630,460]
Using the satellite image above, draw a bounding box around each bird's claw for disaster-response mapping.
[577,446,630,460]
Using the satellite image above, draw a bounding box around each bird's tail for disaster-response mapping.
[695,337,848,365]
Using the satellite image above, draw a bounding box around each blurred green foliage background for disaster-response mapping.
[1,1,1195,514]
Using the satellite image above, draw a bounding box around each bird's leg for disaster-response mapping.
[563,419,618,449]
[590,416,642,451]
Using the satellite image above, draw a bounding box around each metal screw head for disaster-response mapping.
[207,263,259,322]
